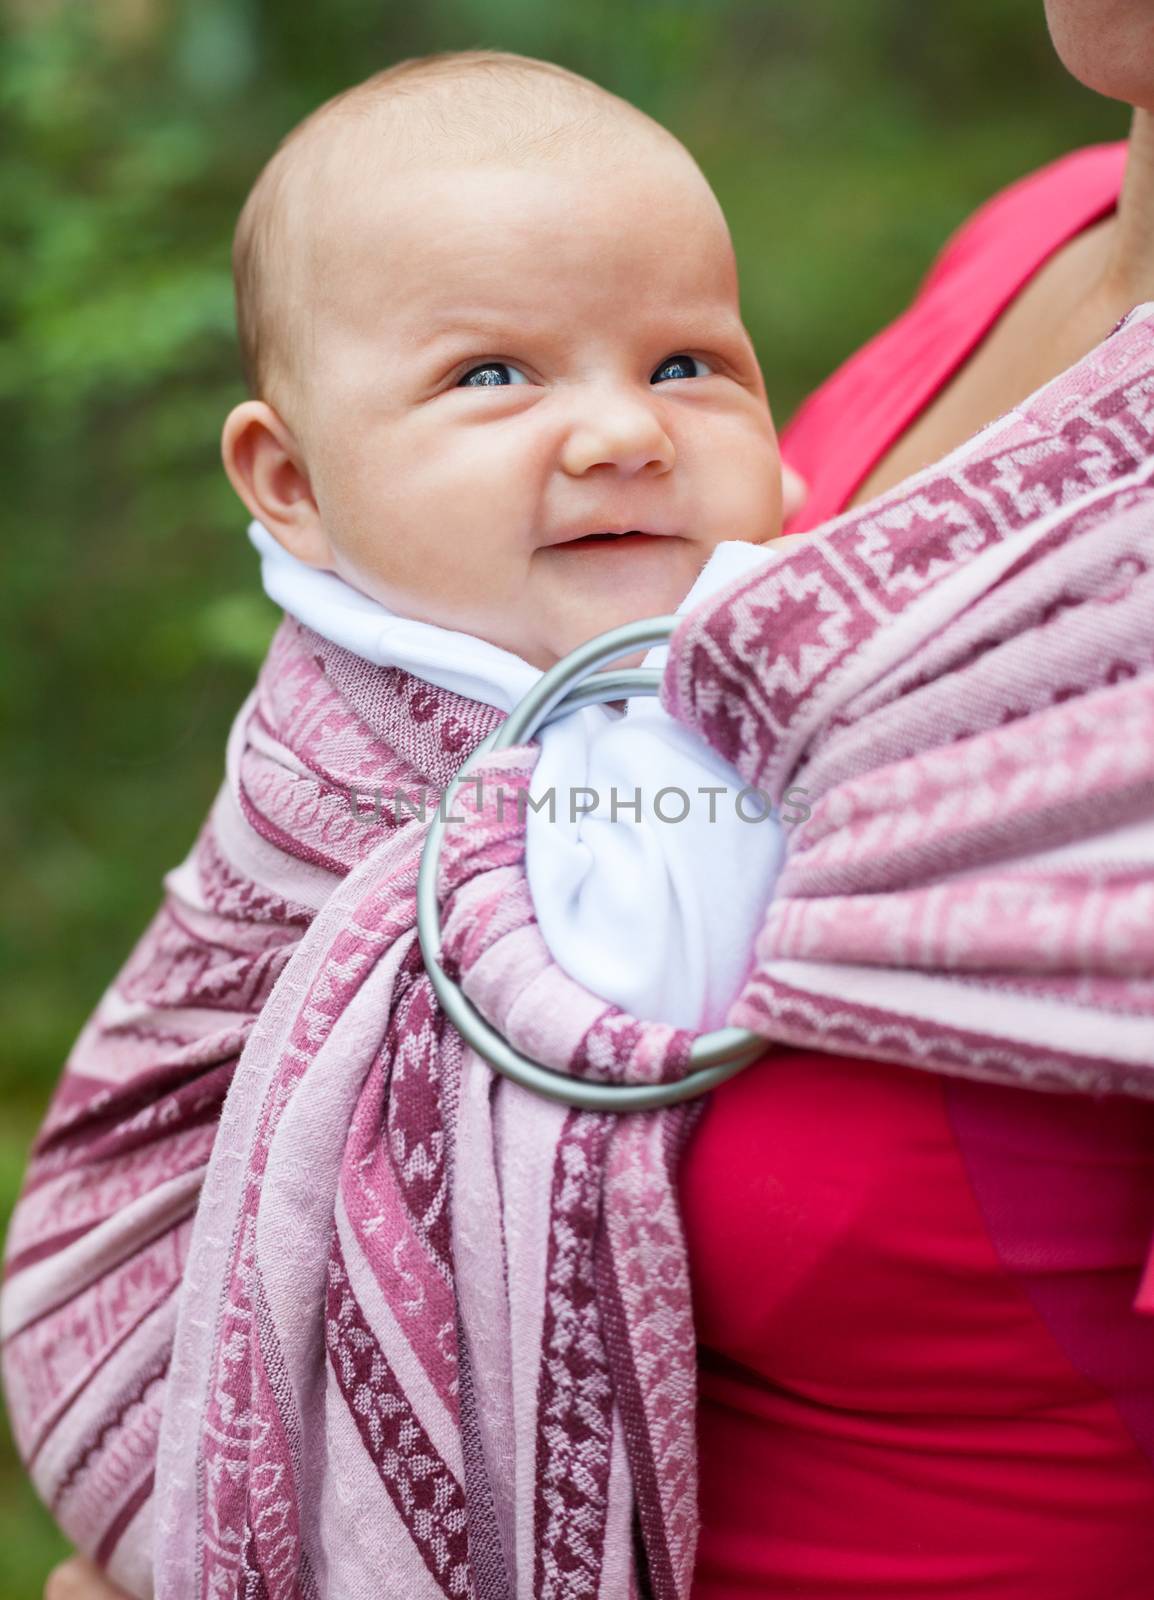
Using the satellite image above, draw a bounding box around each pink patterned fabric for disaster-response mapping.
[4,306,1154,1600]
[666,310,1154,1099]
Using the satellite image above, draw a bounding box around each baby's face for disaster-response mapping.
[290,142,781,668]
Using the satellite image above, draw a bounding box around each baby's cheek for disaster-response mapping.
[694,403,778,501]
[711,434,781,542]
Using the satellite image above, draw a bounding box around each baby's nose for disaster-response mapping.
[560,391,676,478]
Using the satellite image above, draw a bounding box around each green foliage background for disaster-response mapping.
[0,0,1125,1591]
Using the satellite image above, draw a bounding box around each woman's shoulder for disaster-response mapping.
[780,142,1128,528]
[919,141,1128,295]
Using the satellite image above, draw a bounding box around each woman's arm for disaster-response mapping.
[45,1557,132,1600]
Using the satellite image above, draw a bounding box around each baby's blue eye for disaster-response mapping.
[651,354,712,383]
[457,362,530,387]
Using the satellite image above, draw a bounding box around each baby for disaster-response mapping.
[220,48,791,1033]
[221,50,784,669]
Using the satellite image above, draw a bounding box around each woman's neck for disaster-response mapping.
[1103,109,1154,309]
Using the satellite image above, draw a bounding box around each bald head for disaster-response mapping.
[232,50,699,412]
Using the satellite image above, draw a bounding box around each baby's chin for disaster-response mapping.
[526,540,723,667]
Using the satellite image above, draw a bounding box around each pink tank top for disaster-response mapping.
[682,144,1154,1600]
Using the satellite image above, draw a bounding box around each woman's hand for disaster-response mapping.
[44,1556,132,1600]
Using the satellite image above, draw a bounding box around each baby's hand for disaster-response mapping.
[44,1556,132,1600]
[781,462,809,523]
[767,530,811,558]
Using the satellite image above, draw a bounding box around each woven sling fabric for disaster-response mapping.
[4,305,1154,1600]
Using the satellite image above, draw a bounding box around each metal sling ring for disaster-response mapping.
[416,615,769,1112]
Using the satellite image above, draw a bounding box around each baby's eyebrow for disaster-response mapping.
[403,304,749,366]
[410,314,543,357]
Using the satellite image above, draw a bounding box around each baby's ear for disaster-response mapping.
[221,400,335,569]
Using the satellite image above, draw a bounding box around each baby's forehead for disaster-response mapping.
[301,108,694,234]
[302,127,726,294]
[320,170,738,368]
[250,74,734,401]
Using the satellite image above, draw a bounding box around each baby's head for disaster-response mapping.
[223,51,781,670]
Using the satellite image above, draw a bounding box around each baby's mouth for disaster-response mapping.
[555,530,663,548]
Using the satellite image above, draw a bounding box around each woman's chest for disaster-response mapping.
[677,1049,1154,1424]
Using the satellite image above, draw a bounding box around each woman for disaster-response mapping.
[43,2,1154,1596]
[682,2,1154,1595]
